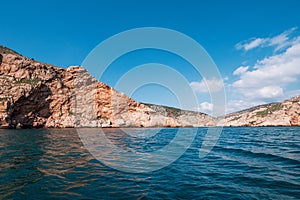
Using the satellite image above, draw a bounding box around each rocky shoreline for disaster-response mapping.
[0,46,299,128]
[221,96,300,126]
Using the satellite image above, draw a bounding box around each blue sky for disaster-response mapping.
[1,0,300,113]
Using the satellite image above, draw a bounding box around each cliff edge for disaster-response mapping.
[223,96,300,126]
[0,46,214,128]
[0,46,299,128]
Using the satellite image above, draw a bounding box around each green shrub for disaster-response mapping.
[256,103,283,117]
[15,78,42,85]
[0,97,8,101]
[229,116,241,121]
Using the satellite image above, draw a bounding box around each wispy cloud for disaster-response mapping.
[197,102,214,113]
[190,78,223,93]
[235,27,297,52]
[233,39,300,100]
[233,66,249,75]
[235,38,265,51]
[229,28,300,112]
[226,99,263,114]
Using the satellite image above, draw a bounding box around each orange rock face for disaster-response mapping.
[1,46,299,128]
[0,46,214,128]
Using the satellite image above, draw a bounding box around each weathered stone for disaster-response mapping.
[224,96,300,126]
[0,46,299,128]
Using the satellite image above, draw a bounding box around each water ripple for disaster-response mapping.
[0,127,299,199]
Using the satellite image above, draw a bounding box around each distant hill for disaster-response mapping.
[223,96,300,126]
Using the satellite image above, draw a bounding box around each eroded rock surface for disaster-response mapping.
[0,46,299,128]
[223,96,300,126]
[0,46,214,128]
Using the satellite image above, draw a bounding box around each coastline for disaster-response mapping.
[1,46,299,129]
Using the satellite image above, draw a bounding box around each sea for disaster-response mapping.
[0,127,299,199]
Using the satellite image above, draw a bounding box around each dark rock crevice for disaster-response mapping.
[7,84,52,128]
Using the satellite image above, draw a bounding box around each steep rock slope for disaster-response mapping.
[0,46,214,128]
[1,46,299,128]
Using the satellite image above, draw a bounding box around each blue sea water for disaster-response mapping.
[0,127,299,199]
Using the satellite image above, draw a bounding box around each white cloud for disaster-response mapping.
[226,88,300,114]
[285,89,300,98]
[246,86,283,99]
[227,27,300,114]
[232,36,300,102]
[200,102,213,112]
[236,38,264,51]
[226,99,263,114]
[195,102,214,113]
[235,27,297,52]
[269,27,297,51]
[190,78,223,93]
[233,66,249,75]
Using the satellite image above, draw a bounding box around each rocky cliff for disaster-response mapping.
[0,46,214,128]
[223,96,300,126]
[0,46,299,128]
